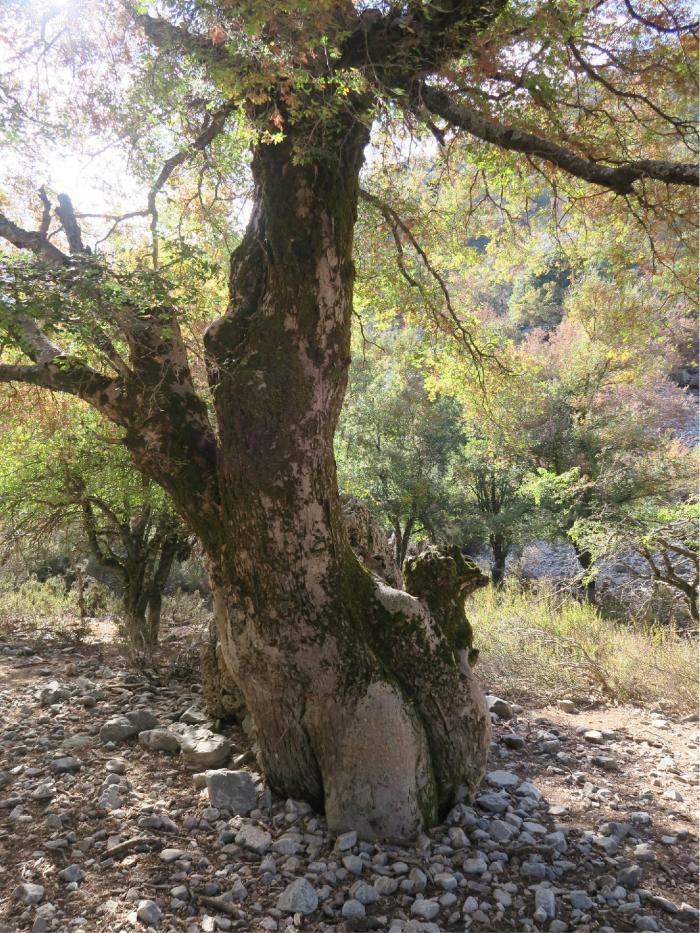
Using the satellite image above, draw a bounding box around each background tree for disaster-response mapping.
[452,437,536,585]
[570,444,699,623]
[337,333,464,567]
[0,405,190,647]
[0,0,696,838]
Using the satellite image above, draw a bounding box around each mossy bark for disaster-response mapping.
[194,129,491,839]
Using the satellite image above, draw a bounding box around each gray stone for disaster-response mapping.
[31,781,56,800]
[350,881,379,905]
[502,734,525,749]
[434,872,457,891]
[126,710,160,731]
[179,705,209,725]
[516,781,543,800]
[136,899,162,928]
[635,918,658,932]
[463,858,488,875]
[343,854,364,874]
[58,864,84,884]
[583,730,604,744]
[375,876,399,896]
[160,848,188,863]
[521,861,547,882]
[50,756,81,773]
[341,899,365,920]
[39,681,70,705]
[276,878,318,915]
[235,823,272,854]
[411,898,440,921]
[15,882,44,904]
[534,885,556,920]
[100,716,139,744]
[231,879,248,900]
[618,865,642,889]
[592,755,618,771]
[485,695,513,720]
[138,729,181,754]
[568,890,593,909]
[649,895,677,914]
[180,729,232,769]
[335,830,357,851]
[486,769,519,788]
[634,843,656,863]
[475,792,508,814]
[105,758,126,774]
[205,769,257,813]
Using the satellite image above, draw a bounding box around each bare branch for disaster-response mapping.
[415,83,699,194]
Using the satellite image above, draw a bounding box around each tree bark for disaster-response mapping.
[199,130,491,839]
[490,532,508,587]
[573,541,596,603]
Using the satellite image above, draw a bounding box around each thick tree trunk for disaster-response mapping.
[200,130,490,839]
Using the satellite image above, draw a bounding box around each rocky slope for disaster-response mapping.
[0,633,697,933]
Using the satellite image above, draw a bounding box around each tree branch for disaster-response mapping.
[0,211,71,265]
[341,0,507,78]
[415,83,699,194]
[55,193,88,255]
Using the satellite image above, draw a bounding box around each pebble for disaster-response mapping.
[235,822,272,854]
[534,884,556,921]
[335,830,357,851]
[486,769,519,788]
[276,878,318,914]
[341,899,366,919]
[58,864,85,884]
[136,899,162,928]
[411,898,440,921]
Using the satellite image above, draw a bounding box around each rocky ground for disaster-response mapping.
[0,630,698,933]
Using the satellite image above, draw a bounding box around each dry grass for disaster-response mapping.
[470,582,698,713]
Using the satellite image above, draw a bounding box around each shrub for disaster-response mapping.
[470,582,697,713]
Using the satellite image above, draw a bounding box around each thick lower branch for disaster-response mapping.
[415,84,699,193]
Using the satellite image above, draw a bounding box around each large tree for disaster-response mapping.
[0,0,696,838]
